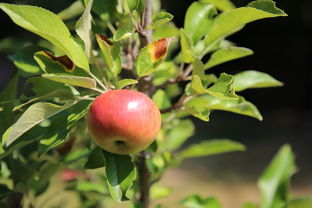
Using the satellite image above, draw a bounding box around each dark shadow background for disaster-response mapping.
[0,0,311,189]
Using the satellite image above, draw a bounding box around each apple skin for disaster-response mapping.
[87,89,161,155]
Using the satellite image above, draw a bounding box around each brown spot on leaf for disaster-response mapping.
[96,33,113,46]
[150,38,170,62]
[43,51,74,72]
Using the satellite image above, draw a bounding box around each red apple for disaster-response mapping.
[87,89,161,155]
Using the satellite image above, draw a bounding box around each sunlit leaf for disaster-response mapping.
[200,0,235,11]
[258,145,296,208]
[147,12,173,29]
[0,3,89,71]
[76,0,94,58]
[234,70,283,91]
[150,185,172,199]
[115,79,138,89]
[184,2,217,44]
[204,47,253,70]
[135,38,170,77]
[4,101,76,147]
[113,14,135,41]
[58,1,84,21]
[186,94,263,120]
[103,151,136,202]
[181,195,222,208]
[180,29,196,63]
[204,0,287,48]
[42,73,96,89]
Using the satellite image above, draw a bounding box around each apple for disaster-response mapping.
[87,89,161,155]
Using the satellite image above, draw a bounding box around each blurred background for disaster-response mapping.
[0,0,311,207]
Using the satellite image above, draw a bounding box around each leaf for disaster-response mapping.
[37,114,70,156]
[96,34,121,75]
[150,185,172,199]
[4,101,76,147]
[67,100,91,129]
[179,139,245,159]
[26,77,68,96]
[152,89,171,109]
[147,12,173,29]
[0,3,89,71]
[184,2,217,44]
[76,0,94,58]
[9,45,47,77]
[13,89,75,111]
[242,203,258,208]
[135,38,170,77]
[204,0,287,48]
[116,79,138,89]
[204,47,253,70]
[58,1,84,21]
[103,151,136,202]
[152,61,177,86]
[84,147,105,169]
[258,144,296,208]
[186,95,263,120]
[234,70,283,91]
[42,74,96,89]
[181,195,222,208]
[113,14,135,41]
[191,74,238,100]
[180,29,196,63]
[288,197,312,208]
[200,0,236,11]
[153,22,180,40]
[34,51,76,73]
[161,119,195,151]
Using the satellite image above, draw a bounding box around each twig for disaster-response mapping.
[137,151,151,208]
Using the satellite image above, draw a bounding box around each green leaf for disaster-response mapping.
[113,14,135,41]
[13,89,75,111]
[9,45,47,77]
[34,51,77,73]
[191,74,238,100]
[161,119,195,151]
[186,95,263,120]
[58,1,84,21]
[150,185,172,199]
[37,114,70,156]
[103,151,136,202]
[153,22,180,40]
[184,2,217,44]
[180,29,196,63]
[152,61,177,86]
[115,79,138,89]
[288,197,312,208]
[4,101,76,147]
[67,100,91,129]
[234,70,283,91]
[204,0,287,48]
[84,147,105,169]
[181,195,222,208]
[204,47,253,70]
[96,34,121,76]
[75,180,106,193]
[258,145,296,208]
[179,139,246,159]
[135,39,170,77]
[42,73,96,89]
[200,0,236,11]
[26,77,68,96]
[76,0,94,58]
[242,203,258,208]
[147,12,173,29]
[152,89,171,109]
[0,3,89,71]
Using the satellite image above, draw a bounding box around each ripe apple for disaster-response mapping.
[87,89,161,155]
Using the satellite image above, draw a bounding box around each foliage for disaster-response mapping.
[0,0,309,207]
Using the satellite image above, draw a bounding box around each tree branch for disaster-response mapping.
[136,1,153,208]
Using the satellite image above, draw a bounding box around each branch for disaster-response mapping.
[136,1,153,208]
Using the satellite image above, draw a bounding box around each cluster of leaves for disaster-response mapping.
[0,0,310,207]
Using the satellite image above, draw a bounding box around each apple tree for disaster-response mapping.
[0,0,311,207]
